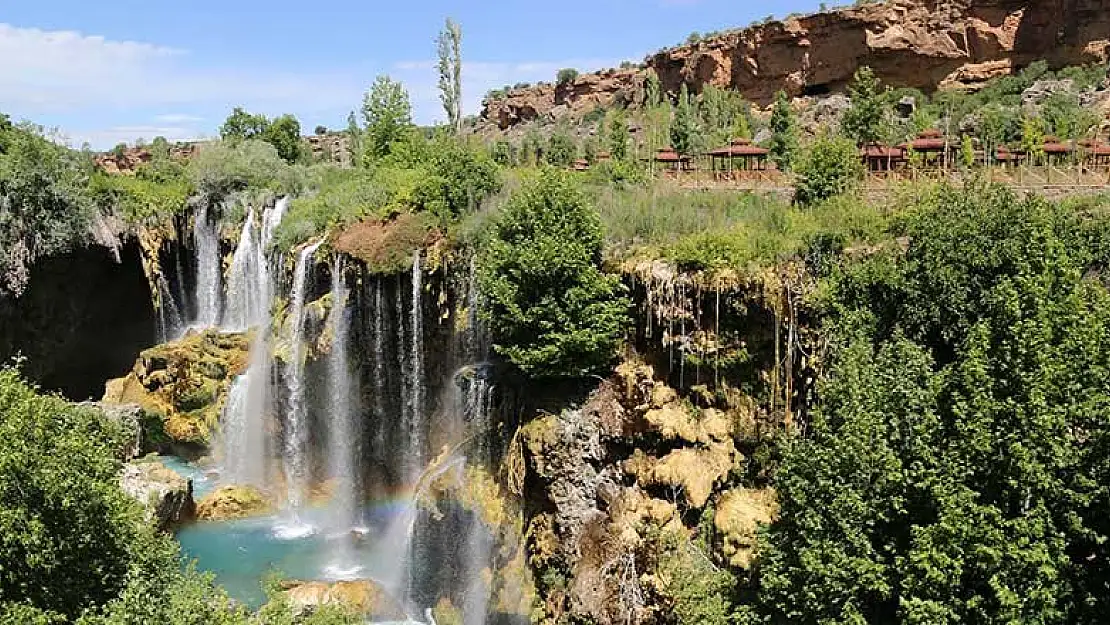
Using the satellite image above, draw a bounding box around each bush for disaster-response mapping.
[0,367,138,619]
[793,135,864,206]
[479,169,630,378]
[186,140,298,200]
[556,68,579,86]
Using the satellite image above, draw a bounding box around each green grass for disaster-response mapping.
[592,182,891,272]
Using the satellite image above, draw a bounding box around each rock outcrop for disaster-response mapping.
[195,485,273,521]
[480,0,1110,129]
[280,579,407,621]
[120,458,196,529]
[102,329,250,450]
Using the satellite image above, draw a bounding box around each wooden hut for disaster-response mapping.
[650,147,692,175]
[860,143,905,172]
[898,129,949,168]
[572,158,590,172]
[706,139,771,180]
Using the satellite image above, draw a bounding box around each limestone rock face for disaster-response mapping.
[120,458,195,529]
[280,579,406,621]
[481,0,1110,129]
[195,485,272,521]
[714,488,778,569]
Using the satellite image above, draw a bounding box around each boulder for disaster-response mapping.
[1022,78,1076,108]
[120,458,195,529]
[281,579,407,621]
[103,329,250,449]
[196,485,272,521]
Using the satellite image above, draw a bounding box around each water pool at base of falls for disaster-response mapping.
[176,503,412,610]
[168,458,419,616]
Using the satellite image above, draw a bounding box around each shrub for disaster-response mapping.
[793,135,864,206]
[479,169,630,378]
[186,139,294,200]
[556,68,579,86]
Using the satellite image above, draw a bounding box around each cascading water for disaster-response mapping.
[178,248,505,623]
[192,203,222,328]
[323,256,364,578]
[219,197,289,487]
[409,251,425,476]
[281,240,323,521]
[223,208,262,331]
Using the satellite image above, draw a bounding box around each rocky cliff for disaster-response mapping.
[481,0,1110,129]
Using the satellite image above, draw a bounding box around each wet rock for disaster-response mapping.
[196,485,272,521]
[281,579,407,621]
[120,458,195,529]
[102,329,250,449]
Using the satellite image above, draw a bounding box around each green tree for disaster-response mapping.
[556,68,579,86]
[413,137,501,218]
[219,107,269,143]
[545,130,576,167]
[671,84,701,156]
[1022,115,1046,165]
[437,18,463,134]
[758,185,1110,624]
[793,134,864,206]
[0,367,139,619]
[608,111,629,162]
[361,75,414,163]
[262,114,303,163]
[644,70,663,107]
[345,111,363,166]
[479,170,630,378]
[769,90,799,170]
[841,66,888,146]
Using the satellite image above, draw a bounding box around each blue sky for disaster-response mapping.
[2,0,824,148]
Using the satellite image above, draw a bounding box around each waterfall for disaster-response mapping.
[223,208,261,331]
[192,203,222,328]
[282,240,322,517]
[324,256,363,577]
[371,279,387,474]
[156,275,185,343]
[410,251,425,474]
[219,197,289,487]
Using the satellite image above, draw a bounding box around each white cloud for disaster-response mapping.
[0,22,621,146]
[153,113,205,123]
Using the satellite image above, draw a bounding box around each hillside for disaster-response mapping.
[481,0,1110,129]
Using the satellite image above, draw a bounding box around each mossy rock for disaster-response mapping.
[196,485,273,520]
[102,329,250,448]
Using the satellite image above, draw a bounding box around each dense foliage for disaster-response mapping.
[758,184,1110,624]
[219,108,305,163]
[479,169,629,378]
[793,135,864,206]
[0,124,97,296]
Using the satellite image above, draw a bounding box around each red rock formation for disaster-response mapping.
[480,0,1110,129]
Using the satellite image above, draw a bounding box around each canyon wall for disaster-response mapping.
[481,0,1110,129]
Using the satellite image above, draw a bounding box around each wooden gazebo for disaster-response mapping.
[1084,142,1110,169]
[650,147,693,175]
[860,143,905,172]
[572,158,590,172]
[1042,136,1074,164]
[898,129,949,168]
[706,139,770,179]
